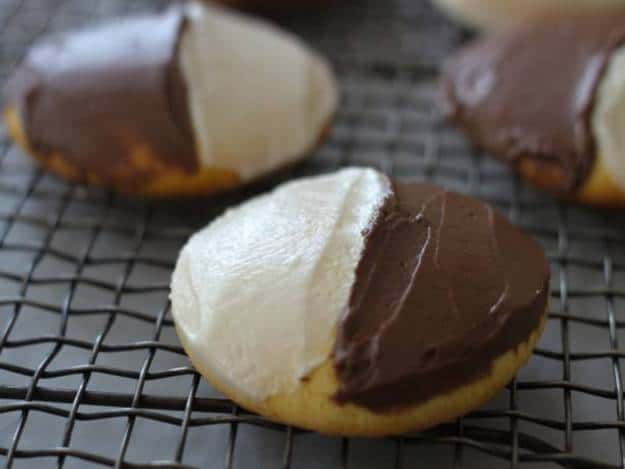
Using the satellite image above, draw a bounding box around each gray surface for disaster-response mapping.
[0,0,624,468]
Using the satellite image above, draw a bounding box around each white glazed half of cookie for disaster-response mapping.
[170,167,550,436]
[3,2,338,196]
[431,0,625,30]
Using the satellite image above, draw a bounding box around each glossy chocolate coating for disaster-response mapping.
[3,7,197,187]
[333,182,549,411]
[440,15,625,194]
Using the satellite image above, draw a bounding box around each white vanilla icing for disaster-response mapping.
[592,45,625,193]
[179,2,338,181]
[170,168,390,401]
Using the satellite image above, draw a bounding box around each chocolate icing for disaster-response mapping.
[440,15,625,194]
[3,7,197,186]
[333,183,549,411]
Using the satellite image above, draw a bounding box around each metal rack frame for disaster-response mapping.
[0,0,624,467]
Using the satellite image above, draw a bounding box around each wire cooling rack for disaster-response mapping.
[1,0,625,468]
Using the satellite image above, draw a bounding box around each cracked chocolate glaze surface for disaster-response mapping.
[333,182,549,412]
[440,15,625,194]
[3,6,197,186]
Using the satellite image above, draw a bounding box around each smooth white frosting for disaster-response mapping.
[592,45,625,193]
[170,168,391,401]
[432,0,625,30]
[179,3,338,181]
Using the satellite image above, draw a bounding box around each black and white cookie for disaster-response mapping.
[3,2,338,196]
[441,13,625,206]
[170,167,550,436]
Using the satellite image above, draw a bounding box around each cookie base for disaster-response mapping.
[3,107,241,197]
[177,311,548,437]
[4,106,333,197]
[577,156,625,207]
[517,155,625,208]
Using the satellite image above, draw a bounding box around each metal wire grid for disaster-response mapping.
[0,0,625,468]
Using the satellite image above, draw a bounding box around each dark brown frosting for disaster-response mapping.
[3,7,197,186]
[440,15,625,194]
[333,182,549,412]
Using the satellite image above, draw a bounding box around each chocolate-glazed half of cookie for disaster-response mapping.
[170,167,550,436]
[440,14,625,207]
[3,2,338,196]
